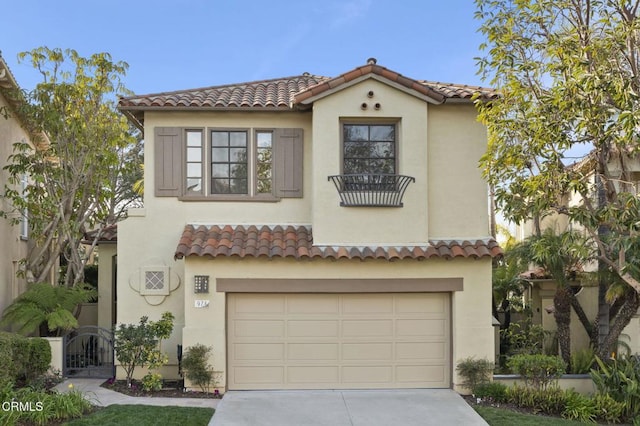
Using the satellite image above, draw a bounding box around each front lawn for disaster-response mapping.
[474,406,591,426]
[65,405,214,426]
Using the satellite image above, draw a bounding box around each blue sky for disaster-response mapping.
[1,0,487,94]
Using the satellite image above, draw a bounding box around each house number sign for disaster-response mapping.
[194,300,210,308]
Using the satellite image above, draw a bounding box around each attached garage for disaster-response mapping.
[226,292,451,390]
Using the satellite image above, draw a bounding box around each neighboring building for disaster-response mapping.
[117,59,501,391]
[0,53,36,325]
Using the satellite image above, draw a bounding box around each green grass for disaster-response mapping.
[65,405,214,426]
[474,406,589,426]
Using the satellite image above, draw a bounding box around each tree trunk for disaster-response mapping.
[598,291,640,359]
[554,286,572,368]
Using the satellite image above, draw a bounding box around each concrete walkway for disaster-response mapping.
[210,389,488,426]
[54,378,219,409]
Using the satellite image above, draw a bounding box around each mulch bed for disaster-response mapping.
[101,379,221,399]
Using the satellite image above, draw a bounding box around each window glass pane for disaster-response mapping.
[212,148,228,162]
[212,179,229,194]
[230,163,247,179]
[257,132,272,148]
[186,131,202,147]
[187,147,201,162]
[371,142,394,158]
[229,179,248,194]
[344,159,368,174]
[344,125,369,141]
[212,163,229,178]
[344,141,374,159]
[186,178,202,192]
[370,125,395,141]
[257,179,272,194]
[230,132,247,147]
[230,148,247,162]
[212,132,228,147]
[187,163,202,177]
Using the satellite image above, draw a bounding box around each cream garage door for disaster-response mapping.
[227,293,450,390]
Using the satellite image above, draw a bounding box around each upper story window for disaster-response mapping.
[153,127,302,200]
[343,124,396,174]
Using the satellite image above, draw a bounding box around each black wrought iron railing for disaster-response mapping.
[328,174,415,207]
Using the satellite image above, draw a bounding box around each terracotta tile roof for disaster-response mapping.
[118,59,497,129]
[82,224,118,244]
[174,224,502,261]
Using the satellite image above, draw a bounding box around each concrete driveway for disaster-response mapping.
[209,389,487,426]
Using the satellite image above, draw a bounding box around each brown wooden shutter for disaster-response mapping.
[273,128,303,198]
[154,127,183,197]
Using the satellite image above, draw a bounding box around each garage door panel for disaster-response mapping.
[342,343,393,360]
[396,319,445,337]
[288,320,339,337]
[233,366,284,384]
[287,295,339,314]
[342,294,394,314]
[396,365,445,383]
[342,320,393,337]
[233,294,285,314]
[395,294,446,313]
[233,320,284,337]
[396,342,445,360]
[288,343,339,361]
[342,366,393,383]
[288,366,339,383]
[227,293,450,390]
[233,343,283,361]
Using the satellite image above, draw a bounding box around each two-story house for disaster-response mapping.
[0,53,36,325]
[117,59,501,392]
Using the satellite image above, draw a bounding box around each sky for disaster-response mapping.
[0,0,488,95]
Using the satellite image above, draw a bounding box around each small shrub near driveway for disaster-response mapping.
[182,344,217,393]
[456,357,494,393]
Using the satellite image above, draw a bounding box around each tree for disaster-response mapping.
[1,48,140,288]
[0,282,96,336]
[476,0,640,357]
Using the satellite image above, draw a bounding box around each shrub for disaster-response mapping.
[593,393,626,424]
[501,319,548,355]
[27,337,52,382]
[142,372,163,392]
[507,354,565,390]
[0,332,51,386]
[182,344,215,393]
[455,357,494,393]
[562,390,597,423]
[506,384,567,415]
[570,348,595,374]
[0,332,18,386]
[114,312,174,386]
[591,355,640,422]
[474,382,508,402]
[1,386,91,424]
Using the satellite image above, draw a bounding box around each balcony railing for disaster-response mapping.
[328,174,415,207]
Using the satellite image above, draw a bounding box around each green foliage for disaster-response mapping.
[570,348,595,374]
[456,357,494,392]
[114,312,174,387]
[141,372,163,392]
[182,344,215,393]
[592,393,626,424]
[0,384,91,425]
[64,404,214,426]
[507,354,566,390]
[0,282,96,336]
[2,47,141,288]
[475,0,640,358]
[506,385,568,415]
[501,319,548,356]
[0,332,51,386]
[591,355,640,421]
[474,382,508,402]
[561,390,597,423]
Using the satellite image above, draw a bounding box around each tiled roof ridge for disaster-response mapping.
[119,73,331,103]
[175,224,503,260]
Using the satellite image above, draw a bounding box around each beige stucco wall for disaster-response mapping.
[0,91,31,326]
[179,256,493,392]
